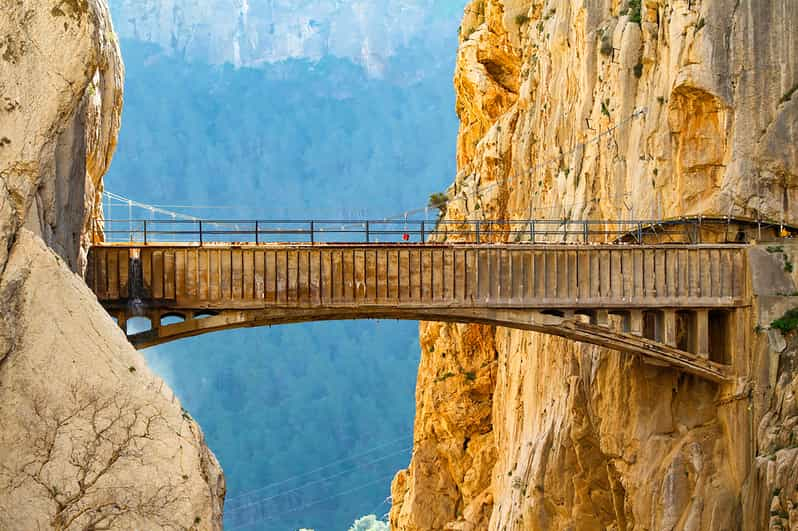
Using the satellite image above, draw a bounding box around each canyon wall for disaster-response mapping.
[391,1,798,530]
[0,1,224,528]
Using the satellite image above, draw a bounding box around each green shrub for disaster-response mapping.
[628,0,642,24]
[428,192,448,213]
[771,308,798,333]
[633,62,644,78]
[515,13,530,25]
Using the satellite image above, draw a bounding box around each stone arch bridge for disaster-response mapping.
[87,219,755,383]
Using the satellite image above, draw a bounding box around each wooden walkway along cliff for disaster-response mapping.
[87,242,749,382]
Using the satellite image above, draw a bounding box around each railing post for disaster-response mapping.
[255,221,259,245]
[420,221,425,243]
[365,221,370,243]
[583,220,589,243]
[310,221,315,244]
[637,222,643,244]
[143,220,148,245]
[476,221,481,244]
[530,220,535,243]
[198,220,203,246]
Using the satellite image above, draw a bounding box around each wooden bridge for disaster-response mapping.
[87,238,750,382]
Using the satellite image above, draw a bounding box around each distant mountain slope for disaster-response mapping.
[106,39,459,218]
[108,0,466,76]
[104,28,462,530]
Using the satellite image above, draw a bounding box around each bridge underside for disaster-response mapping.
[112,306,730,382]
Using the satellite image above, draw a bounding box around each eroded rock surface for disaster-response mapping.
[391,1,798,530]
[0,1,224,528]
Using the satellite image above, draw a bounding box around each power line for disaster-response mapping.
[227,473,396,530]
[102,107,647,225]
[225,435,412,508]
[226,446,411,515]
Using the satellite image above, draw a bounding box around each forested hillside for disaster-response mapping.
[105,24,462,529]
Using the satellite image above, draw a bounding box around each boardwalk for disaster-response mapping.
[87,242,749,382]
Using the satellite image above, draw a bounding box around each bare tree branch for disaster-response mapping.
[3,382,187,530]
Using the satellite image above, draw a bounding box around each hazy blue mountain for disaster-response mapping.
[109,0,467,76]
[105,2,465,529]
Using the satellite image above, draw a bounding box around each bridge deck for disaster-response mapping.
[89,243,746,311]
[86,243,749,383]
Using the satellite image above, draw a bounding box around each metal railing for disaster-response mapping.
[92,217,792,245]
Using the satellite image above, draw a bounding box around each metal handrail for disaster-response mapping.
[95,217,796,246]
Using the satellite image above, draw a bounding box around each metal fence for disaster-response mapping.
[93,217,791,245]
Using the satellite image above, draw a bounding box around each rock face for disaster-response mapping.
[0,1,224,528]
[391,1,798,530]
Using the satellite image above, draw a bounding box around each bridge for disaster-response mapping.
[84,218,765,383]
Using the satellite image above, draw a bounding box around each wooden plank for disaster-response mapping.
[610,250,622,299]
[199,249,210,300]
[254,251,265,300]
[567,250,578,300]
[330,251,341,303]
[366,249,377,301]
[443,249,454,301]
[643,249,655,298]
[388,250,400,301]
[709,249,721,298]
[263,251,275,302]
[96,248,108,299]
[272,250,285,303]
[524,251,534,301]
[107,249,119,299]
[688,249,699,298]
[119,249,129,299]
[152,250,164,299]
[633,249,644,299]
[679,249,690,298]
[354,250,366,301]
[478,249,490,301]
[297,250,309,302]
[557,250,568,300]
[466,248,476,303]
[665,249,677,298]
[141,249,152,299]
[311,250,322,303]
[532,251,546,302]
[240,250,253,300]
[165,250,176,300]
[621,250,633,299]
[174,250,185,302]
[545,251,557,300]
[321,249,333,303]
[230,249,243,300]
[733,249,745,298]
[284,250,296,302]
[654,249,666,299]
[219,249,231,300]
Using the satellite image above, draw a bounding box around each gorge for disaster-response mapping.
[2,1,798,530]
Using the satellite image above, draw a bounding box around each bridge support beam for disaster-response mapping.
[663,310,678,348]
[629,310,644,337]
[695,309,710,359]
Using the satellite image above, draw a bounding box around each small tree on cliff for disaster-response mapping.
[0,383,183,530]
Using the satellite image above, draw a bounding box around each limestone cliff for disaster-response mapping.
[0,1,224,528]
[391,1,798,530]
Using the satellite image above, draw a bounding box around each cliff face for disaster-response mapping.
[0,1,224,528]
[391,1,798,530]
